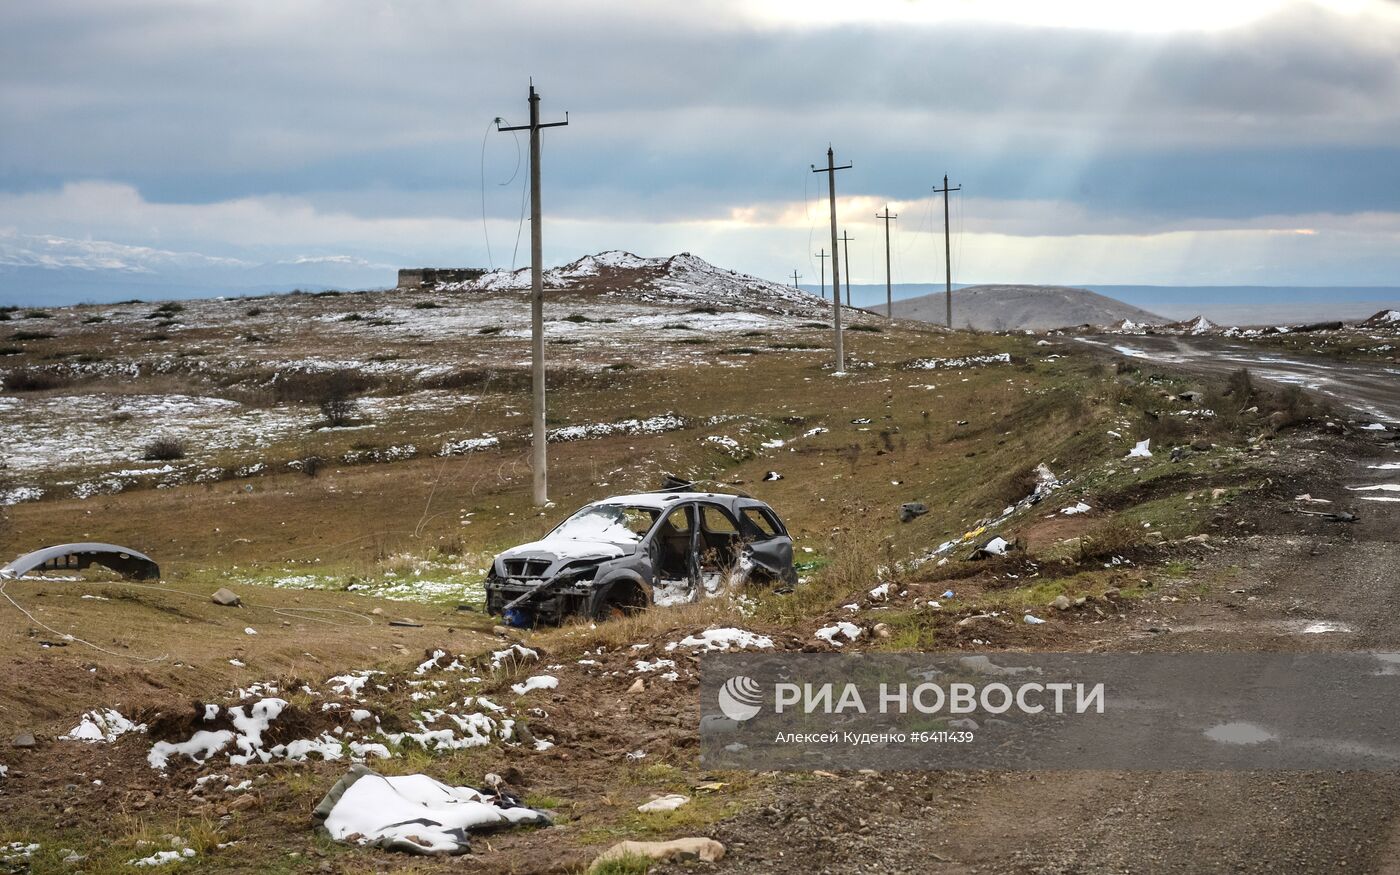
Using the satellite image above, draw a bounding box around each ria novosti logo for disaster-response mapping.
[717,675,763,722]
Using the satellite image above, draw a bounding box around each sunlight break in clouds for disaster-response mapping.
[745,0,1384,32]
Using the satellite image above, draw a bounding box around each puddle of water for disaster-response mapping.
[1300,621,1354,634]
[1205,721,1277,746]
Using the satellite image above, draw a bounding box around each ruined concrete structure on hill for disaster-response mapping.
[396,268,486,289]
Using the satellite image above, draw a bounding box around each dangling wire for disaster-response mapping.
[481,118,523,272]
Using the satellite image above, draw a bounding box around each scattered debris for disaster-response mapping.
[589,838,725,871]
[1127,439,1153,459]
[1023,614,1046,625]
[1060,501,1091,515]
[0,542,160,581]
[637,794,690,813]
[1293,510,1360,523]
[763,471,783,481]
[313,765,551,855]
[899,502,928,522]
[968,536,1012,560]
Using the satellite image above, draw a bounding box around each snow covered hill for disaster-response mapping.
[439,251,823,315]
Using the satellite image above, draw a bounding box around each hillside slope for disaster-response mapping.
[891,284,1164,330]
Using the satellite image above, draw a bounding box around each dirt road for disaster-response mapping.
[699,425,1400,874]
[1076,334,1400,422]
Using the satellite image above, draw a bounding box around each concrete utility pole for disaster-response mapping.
[790,270,802,289]
[497,82,568,507]
[812,147,852,372]
[815,249,829,301]
[933,174,961,329]
[876,206,897,318]
[839,229,853,307]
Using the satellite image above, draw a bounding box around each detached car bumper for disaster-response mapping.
[485,579,598,627]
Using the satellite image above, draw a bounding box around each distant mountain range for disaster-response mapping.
[0,231,395,304]
[888,284,1164,331]
[839,282,1400,326]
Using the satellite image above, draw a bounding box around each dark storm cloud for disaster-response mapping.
[2,0,1399,227]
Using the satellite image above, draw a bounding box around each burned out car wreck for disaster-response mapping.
[484,490,797,627]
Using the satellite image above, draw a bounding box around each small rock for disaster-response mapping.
[371,608,385,616]
[211,588,241,607]
[228,793,260,812]
[11,732,37,748]
[899,502,928,523]
[949,718,979,731]
[1049,595,1072,611]
[1191,440,1213,452]
[872,623,891,639]
[627,678,645,694]
[492,625,511,637]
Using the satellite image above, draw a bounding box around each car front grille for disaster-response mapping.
[503,558,552,578]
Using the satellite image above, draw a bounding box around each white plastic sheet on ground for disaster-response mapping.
[315,766,550,855]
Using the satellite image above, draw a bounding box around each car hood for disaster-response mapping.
[497,538,635,563]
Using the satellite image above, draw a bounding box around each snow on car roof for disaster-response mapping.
[586,492,760,510]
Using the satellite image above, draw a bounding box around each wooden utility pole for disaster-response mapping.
[790,270,802,289]
[839,230,853,307]
[876,206,897,318]
[815,249,829,301]
[933,174,961,329]
[812,148,852,371]
[497,82,568,507]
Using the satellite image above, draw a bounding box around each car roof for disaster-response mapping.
[586,492,770,512]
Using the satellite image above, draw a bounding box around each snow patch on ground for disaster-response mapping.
[509,675,558,695]
[62,708,146,743]
[815,622,861,646]
[667,628,775,652]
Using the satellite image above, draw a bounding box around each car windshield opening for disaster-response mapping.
[551,505,660,543]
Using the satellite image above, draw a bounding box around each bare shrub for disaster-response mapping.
[319,392,358,428]
[1076,516,1147,562]
[2,368,70,392]
[142,436,187,461]
[271,369,376,404]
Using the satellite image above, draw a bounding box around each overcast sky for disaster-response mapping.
[3,0,1400,300]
